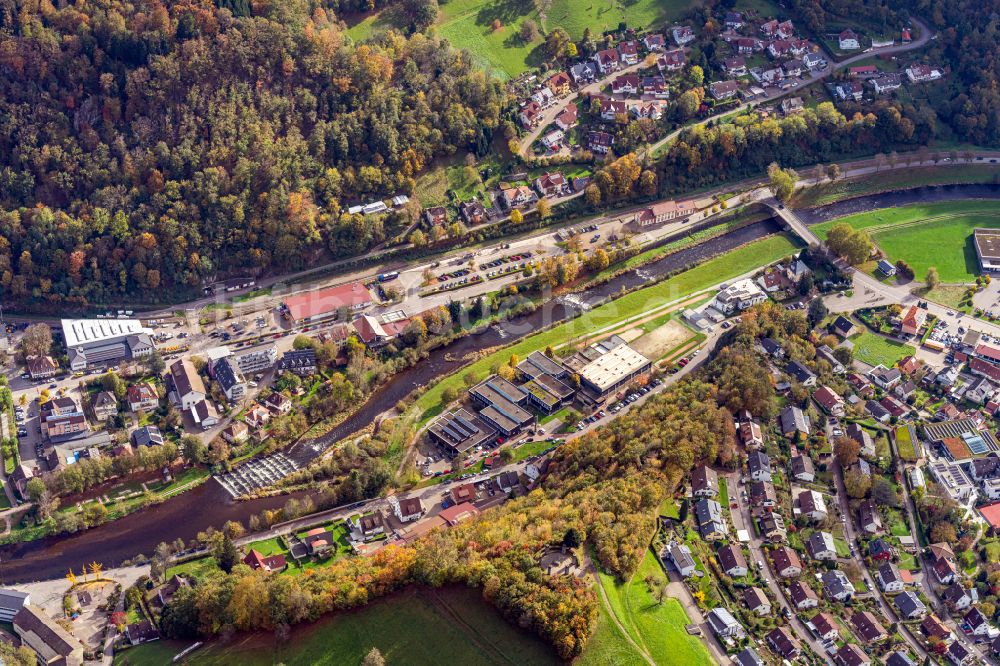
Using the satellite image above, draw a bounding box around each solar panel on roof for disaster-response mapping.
[449,418,471,437]
[454,414,479,434]
[440,424,464,442]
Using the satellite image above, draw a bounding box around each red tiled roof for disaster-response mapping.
[285,282,371,320]
[980,502,1000,530]
[976,344,1000,362]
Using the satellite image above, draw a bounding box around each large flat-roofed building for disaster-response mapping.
[577,344,651,397]
[0,589,29,621]
[428,408,496,456]
[470,376,535,436]
[517,350,568,380]
[62,319,154,371]
[522,374,575,413]
[283,282,372,323]
[974,228,1000,272]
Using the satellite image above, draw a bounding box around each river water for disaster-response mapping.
[5,182,999,583]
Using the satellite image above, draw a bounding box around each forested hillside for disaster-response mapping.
[785,0,1000,146]
[0,0,505,306]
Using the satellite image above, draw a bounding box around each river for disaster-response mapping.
[5,182,1000,583]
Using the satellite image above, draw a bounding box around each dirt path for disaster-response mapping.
[591,568,657,666]
[556,292,707,352]
[425,588,521,666]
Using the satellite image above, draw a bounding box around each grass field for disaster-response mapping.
[850,331,915,368]
[412,233,803,427]
[114,587,556,666]
[813,200,1000,283]
[596,551,713,666]
[792,164,1000,208]
[894,425,918,461]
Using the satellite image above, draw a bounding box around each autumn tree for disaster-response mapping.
[834,436,860,468]
[21,323,52,358]
[826,223,873,265]
[537,198,552,219]
[926,266,941,289]
[767,162,798,202]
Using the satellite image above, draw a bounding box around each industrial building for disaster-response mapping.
[428,408,497,456]
[974,228,1000,272]
[469,376,536,436]
[62,319,154,371]
[572,341,651,398]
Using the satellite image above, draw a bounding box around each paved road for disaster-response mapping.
[729,470,833,663]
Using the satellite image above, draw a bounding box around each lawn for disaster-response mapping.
[812,200,1000,283]
[894,425,918,461]
[166,556,219,580]
[850,331,915,368]
[718,477,729,508]
[114,586,557,666]
[413,233,803,426]
[577,589,648,666]
[245,536,287,557]
[792,164,1000,208]
[596,551,714,666]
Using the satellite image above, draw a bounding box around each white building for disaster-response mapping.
[712,279,767,315]
[62,318,154,371]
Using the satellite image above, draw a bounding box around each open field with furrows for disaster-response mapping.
[114,587,557,666]
[595,550,714,666]
[412,233,804,427]
[813,200,1000,283]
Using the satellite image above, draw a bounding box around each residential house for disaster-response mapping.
[244,404,271,430]
[588,131,614,154]
[712,278,766,313]
[798,490,828,522]
[694,498,727,539]
[531,87,555,108]
[869,538,894,562]
[814,386,844,416]
[546,71,571,95]
[748,451,772,481]
[570,61,598,83]
[833,315,857,338]
[501,185,537,209]
[672,26,695,45]
[851,610,887,644]
[541,129,564,149]
[872,73,902,94]
[718,544,748,577]
[812,612,839,640]
[615,39,639,64]
[215,356,246,402]
[906,64,943,83]
[667,541,697,577]
[709,80,740,100]
[803,52,826,70]
[221,421,249,445]
[758,513,788,543]
[424,206,447,226]
[535,172,567,198]
[593,49,621,74]
[895,591,927,619]
[771,545,802,578]
[787,360,817,386]
[735,38,760,55]
[965,607,998,638]
[858,500,884,535]
[789,580,819,610]
[942,582,977,611]
[518,101,541,127]
[933,554,957,584]
[554,104,578,131]
[169,358,206,410]
[779,406,810,437]
[303,527,334,555]
[835,644,871,666]
[866,399,892,424]
[921,613,953,642]
[262,391,292,415]
[823,569,856,601]
[131,425,164,448]
[791,454,815,482]
[734,647,766,666]
[782,59,804,78]
[640,76,669,98]
[724,57,747,76]
[767,626,800,660]
[92,391,118,421]
[947,641,972,666]
[807,531,837,560]
[26,356,57,380]
[781,96,804,115]
[760,337,784,357]
[691,465,718,498]
[390,496,424,523]
[876,562,904,592]
[750,481,777,509]
[643,33,666,51]
[631,200,696,227]
[900,305,927,336]
[243,549,287,573]
[127,382,159,412]
[869,364,902,390]
[724,12,744,29]
[657,49,686,72]
[839,29,861,50]
[707,607,746,640]
[847,422,875,458]
[459,200,488,225]
[738,412,764,448]
[190,399,219,430]
[125,619,159,645]
[835,82,864,101]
